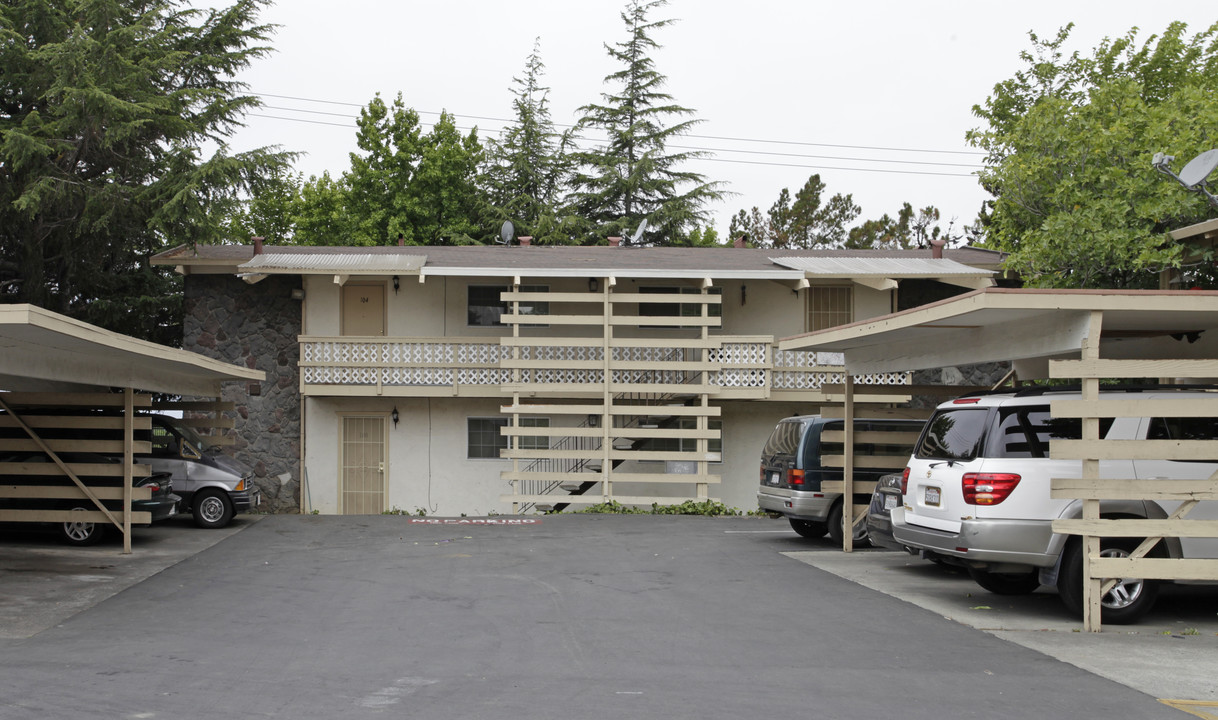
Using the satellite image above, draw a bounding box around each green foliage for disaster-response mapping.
[383,506,428,516]
[570,0,726,245]
[282,94,491,246]
[968,21,1218,288]
[729,174,860,248]
[0,0,294,344]
[484,40,577,245]
[223,170,305,244]
[573,499,742,516]
[846,203,959,249]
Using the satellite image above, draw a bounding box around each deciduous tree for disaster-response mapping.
[969,21,1218,288]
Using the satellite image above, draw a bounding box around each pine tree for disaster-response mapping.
[728,174,860,248]
[571,0,725,245]
[485,40,576,244]
[0,0,294,345]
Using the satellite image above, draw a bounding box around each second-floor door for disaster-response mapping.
[342,283,386,336]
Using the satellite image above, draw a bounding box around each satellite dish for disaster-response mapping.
[629,219,649,245]
[498,220,514,245]
[1178,149,1218,189]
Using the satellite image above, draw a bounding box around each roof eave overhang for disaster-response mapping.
[778,288,1218,376]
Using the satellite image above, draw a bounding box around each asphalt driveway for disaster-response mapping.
[0,515,1214,719]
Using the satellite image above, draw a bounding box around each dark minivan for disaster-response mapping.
[758,415,922,544]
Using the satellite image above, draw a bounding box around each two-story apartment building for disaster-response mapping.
[152,241,1002,515]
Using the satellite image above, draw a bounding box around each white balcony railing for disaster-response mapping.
[298,337,904,396]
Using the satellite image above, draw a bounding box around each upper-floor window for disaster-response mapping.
[806,286,852,332]
[639,286,722,327]
[468,285,549,327]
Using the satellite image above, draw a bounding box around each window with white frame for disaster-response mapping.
[516,416,551,450]
[467,416,550,458]
[806,285,852,332]
[644,418,722,459]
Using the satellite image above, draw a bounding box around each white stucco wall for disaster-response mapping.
[304,395,810,515]
[298,272,902,515]
[305,396,523,516]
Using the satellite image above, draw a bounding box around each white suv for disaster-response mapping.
[892,388,1218,624]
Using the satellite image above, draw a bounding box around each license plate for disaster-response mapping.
[884,495,898,510]
[769,472,780,486]
[924,486,941,507]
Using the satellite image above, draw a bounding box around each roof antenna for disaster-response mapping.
[497,220,514,245]
[1153,149,1218,209]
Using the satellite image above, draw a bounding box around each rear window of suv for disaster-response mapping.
[916,408,989,460]
[917,404,1119,461]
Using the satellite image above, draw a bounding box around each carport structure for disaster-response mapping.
[0,304,264,552]
[780,287,1218,631]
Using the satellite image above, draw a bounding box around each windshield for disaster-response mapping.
[164,417,209,450]
[915,408,989,461]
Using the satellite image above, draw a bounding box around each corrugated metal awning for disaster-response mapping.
[770,256,994,291]
[238,253,428,275]
[769,256,993,278]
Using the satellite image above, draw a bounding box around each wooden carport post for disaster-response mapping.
[842,376,855,552]
[1080,310,1104,631]
[122,387,134,554]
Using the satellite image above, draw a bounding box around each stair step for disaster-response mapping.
[559,482,584,492]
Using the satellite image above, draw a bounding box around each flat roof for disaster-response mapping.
[778,287,1218,375]
[152,243,1006,283]
[0,305,265,396]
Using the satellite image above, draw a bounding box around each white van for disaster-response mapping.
[893,388,1218,623]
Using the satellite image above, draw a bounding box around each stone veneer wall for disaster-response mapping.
[183,274,302,513]
[911,362,1012,408]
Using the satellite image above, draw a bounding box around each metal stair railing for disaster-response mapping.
[514,346,711,512]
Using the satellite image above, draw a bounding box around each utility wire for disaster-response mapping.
[248,112,980,178]
[260,105,981,168]
[253,91,986,157]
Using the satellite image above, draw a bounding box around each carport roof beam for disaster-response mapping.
[0,305,265,396]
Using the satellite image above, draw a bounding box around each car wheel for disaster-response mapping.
[1058,537,1163,625]
[192,489,234,529]
[61,505,106,546]
[788,517,826,538]
[967,566,1041,595]
[826,502,870,547]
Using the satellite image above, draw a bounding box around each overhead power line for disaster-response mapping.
[249,112,980,179]
[253,91,986,158]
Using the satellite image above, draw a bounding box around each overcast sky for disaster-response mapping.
[223,1,1215,242]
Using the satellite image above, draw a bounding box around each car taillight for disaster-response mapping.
[787,468,805,486]
[962,472,1021,505]
[900,467,910,495]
